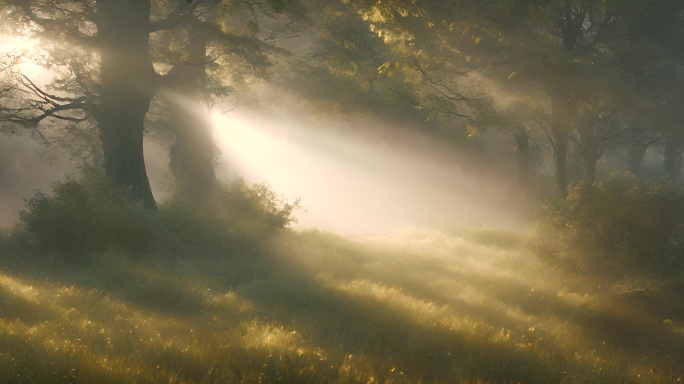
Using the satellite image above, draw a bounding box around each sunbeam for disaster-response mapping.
[211,112,527,235]
[2,1,683,382]
[0,34,54,85]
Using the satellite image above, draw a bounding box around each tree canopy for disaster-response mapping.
[1,0,683,205]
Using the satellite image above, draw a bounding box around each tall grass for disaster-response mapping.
[2,223,684,383]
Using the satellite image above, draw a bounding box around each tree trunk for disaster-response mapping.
[664,135,683,179]
[96,0,157,209]
[167,18,216,201]
[514,131,530,189]
[555,131,569,198]
[628,144,647,177]
[577,113,600,183]
[550,91,575,198]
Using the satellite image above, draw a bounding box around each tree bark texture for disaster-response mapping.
[96,0,158,209]
[168,18,216,202]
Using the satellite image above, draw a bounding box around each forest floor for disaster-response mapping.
[1,227,683,383]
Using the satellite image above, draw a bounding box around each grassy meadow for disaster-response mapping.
[2,225,683,384]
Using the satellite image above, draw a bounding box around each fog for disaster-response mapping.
[0,104,529,235]
[2,2,684,382]
[212,111,528,235]
[0,135,61,226]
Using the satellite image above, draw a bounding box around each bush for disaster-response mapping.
[16,176,156,261]
[13,175,301,262]
[537,172,684,274]
[157,179,301,254]
[211,180,301,235]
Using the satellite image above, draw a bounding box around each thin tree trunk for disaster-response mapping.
[168,17,216,201]
[514,131,530,189]
[664,135,683,179]
[555,131,569,198]
[577,114,600,183]
[550,91,575,198]
[628,144,647,177]
[96,0,157,209]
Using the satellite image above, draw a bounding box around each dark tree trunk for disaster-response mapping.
[96,0,157,210]
[168,18,216,201]
[628,144,647,177]
[555,131,569,198]
[514,131,530,189]
[577,114,600,183]
[544,0,590,197]
[664,135,683,179]
[550,91,576,198]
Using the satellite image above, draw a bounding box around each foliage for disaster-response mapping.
[538,172,684,274]
[13,175,301,262]
[16,176,156,261]
[157,179,301,256]
[212,179,301,234]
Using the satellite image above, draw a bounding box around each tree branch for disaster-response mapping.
[149,0,218,32]
[414,63,477,102]
[2,73,94,128]
[11,0,98,48]
[537,119,557,157]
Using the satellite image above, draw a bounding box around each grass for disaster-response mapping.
[1,227,683,383]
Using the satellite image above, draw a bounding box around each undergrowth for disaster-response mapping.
[536,172,684,278]
[2,174,684,383]
[9,175,300,263]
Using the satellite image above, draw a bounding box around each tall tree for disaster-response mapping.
[96,0,158,208]
[164,16,216,202]
[0,0,297,207]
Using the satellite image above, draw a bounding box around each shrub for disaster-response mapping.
[211,180,301,235]
[158,179,301,251]
[537,172,684,274]
[16,176,156,261]
[14,174,301,262]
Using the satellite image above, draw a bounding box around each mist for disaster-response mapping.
[2,1,684,383]
[212,111,528,235]
[0,135,61,227]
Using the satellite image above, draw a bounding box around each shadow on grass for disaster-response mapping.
[1,229,680,383]
[576,284,684,360]
[233,277,566,382]
[0,283,50,326]
[273,230,581,322]
[218,232,631,383]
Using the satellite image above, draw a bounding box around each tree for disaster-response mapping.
[637,1,684,178]
[1,0,298,208]
[96,0,159,209]
[164,16,216,202]
[435,0,675,194]
[295,0,684,197]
